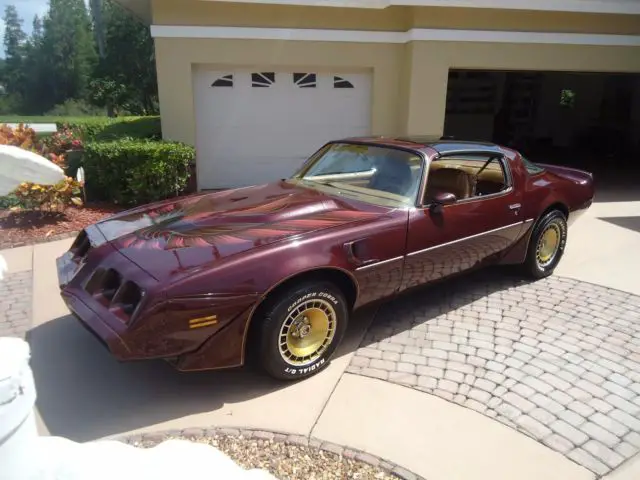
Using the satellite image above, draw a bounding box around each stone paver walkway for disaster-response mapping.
[0,270,32,339]
[348,269,640,476]
[4,195,640,480]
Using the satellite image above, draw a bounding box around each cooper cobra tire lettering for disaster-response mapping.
[258,281,349,381]
[287,292,319,312]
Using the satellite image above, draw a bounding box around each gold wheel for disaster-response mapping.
[536,223,561,268]
[278,299,337,367]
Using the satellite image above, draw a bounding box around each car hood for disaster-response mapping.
[93,181,385,281]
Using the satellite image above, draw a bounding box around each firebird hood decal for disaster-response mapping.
[94,182,385,280]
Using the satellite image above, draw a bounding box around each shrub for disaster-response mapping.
[57,116,161,141]
[0,193,22,209]
[0,123,39,151]
[0,124,84,211]
[83,139,195,205]
[42,126,84,154]
[46,99,106,117]
[12,178,84,212]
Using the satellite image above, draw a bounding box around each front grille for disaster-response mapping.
[102,269,122,302]
[85,268,143,322]
[112,281,143,316]
[70,230,91,260]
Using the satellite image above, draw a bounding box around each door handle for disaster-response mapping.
[509,203,521,216]
[345,241,379,267]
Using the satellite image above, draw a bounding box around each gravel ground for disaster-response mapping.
[138,434,399,480]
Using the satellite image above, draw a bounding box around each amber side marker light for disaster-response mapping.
[188,315,218,329]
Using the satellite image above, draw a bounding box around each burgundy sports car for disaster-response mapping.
[57,137,594,380]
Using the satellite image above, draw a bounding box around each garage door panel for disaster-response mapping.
[195,69,372,189]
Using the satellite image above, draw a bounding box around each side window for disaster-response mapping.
[424,154,509,203]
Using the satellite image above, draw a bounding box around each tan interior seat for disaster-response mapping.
[425,167,474,201]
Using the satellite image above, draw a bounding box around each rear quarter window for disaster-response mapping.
[521,156,545,175]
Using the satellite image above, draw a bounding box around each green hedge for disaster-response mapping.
[58,116,161,141]
[0,116,81,123]
[0,115,162,141]
[83,139,195,206]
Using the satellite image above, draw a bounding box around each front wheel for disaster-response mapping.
[257,281,349,381]
[522,210,568,279]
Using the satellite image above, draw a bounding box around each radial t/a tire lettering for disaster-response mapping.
[257,281,349,381]
[522,209,568,279]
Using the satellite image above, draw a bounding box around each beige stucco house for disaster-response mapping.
[116,0,640,190]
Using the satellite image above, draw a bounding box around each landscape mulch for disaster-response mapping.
[0,203,123,249]
[139,434,399,480]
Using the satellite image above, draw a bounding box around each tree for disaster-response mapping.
[89,0,158,116]
[19,15,48,114]
[32,15,43,41]
[0,0,158,116]
[39,0,98,110]
[89,0,106,58]
[2,6,27,97]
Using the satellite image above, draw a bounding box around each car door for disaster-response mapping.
[400,152,525,291]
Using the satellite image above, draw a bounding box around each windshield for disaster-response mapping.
[290,142,424,207]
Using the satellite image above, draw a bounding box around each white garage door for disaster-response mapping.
[193,69,372,189]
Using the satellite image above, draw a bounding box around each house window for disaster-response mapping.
[293,73,317,88]
[334,76,354,89]
[211,74,233,87]
[252,72,275,88]
[560,89,576,108]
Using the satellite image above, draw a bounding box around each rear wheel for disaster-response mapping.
[257,281,349,381]
[522,210,568,279]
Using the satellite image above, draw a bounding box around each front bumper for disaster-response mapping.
[57,250,140,360]
[56,231,259,369]
[61,289,132,359]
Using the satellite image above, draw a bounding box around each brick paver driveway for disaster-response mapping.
[348,268,640,476]
[0,271,32,339]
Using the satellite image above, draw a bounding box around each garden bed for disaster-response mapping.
[134,432,402,480]
[0,203,122,249]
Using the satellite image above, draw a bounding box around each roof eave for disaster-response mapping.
[112,0,152,24]
[202,0,640,15]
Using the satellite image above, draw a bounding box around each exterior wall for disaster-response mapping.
[151,0,640,35]
[154,38,405,145]
[410,8,640,35]
[151,0,410,30]
[151,0,640,146]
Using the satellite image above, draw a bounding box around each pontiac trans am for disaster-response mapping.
[57,137,594,380]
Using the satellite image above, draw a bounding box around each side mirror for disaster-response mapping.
[428,191,457,214]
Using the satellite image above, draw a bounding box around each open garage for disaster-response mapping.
[443,69,640,179]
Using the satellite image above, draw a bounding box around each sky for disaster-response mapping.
[0,0,50,41]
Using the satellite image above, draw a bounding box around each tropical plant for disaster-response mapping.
[0,123,38,150]
[11,177,84,212]
[43,126,84,153]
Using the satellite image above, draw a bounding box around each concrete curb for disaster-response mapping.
[2,230,79,250]
[113,426,426,480]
